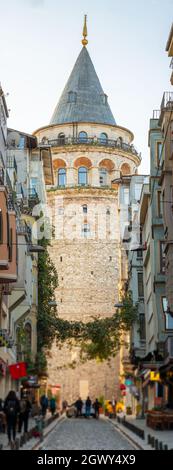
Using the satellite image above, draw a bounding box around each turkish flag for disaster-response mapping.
[9,362,27,380]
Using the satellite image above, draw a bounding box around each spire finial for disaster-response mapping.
[82,14,88,46]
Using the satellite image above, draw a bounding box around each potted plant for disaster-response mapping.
[126,406,132,415]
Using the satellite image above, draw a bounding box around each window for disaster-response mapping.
[122,187,129,205]
[83,205,87,214]
[139,314,146,340]
[68,91,77,103]
[60,256,62,262]
[137,231,143,258]
[30,177,38,191]
[100,133,108,144]
[0,211,3,244]
[162,297,173,329]
[157,191,163,217]
[58,133,65,145]
[100,94,108,105]
[157,142,162,165]
[99,168,107,186]
[160,242,165,273]
[58,168,66,187]
[78,131,87,143]
[82,223,90,238]
[134,183,142,202]
[78,167,88,186]
[137,272,144,298]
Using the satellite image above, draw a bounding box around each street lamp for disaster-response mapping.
[114,303,123,308]
[48,301,57,306]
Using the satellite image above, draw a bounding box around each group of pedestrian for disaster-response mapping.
[0,390,31,448]
[73,396,101,419]
[40,394,56,417]
[0,391,57,448]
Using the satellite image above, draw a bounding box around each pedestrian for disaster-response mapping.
[62,399,68,414]
[4,390,20,448]
[0,398,6,433]
[85,396,91,418]
[18,396,31,434]
[112,398,117,418]
[49,397,56,416]
[40,394,48,418]
[75,397,83,417]
[93,398,100,419]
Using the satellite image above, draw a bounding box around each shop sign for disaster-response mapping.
[150,371,160,381]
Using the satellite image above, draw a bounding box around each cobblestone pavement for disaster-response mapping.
[41,418,135,450]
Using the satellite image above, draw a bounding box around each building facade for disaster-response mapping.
[34,34,141,401]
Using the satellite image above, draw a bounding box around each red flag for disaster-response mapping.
[9,362,27,380]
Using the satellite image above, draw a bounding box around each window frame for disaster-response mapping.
[58,168,66,187]
[137,272,144,299]
[78,166,88,186]
[99,168,107,186]
[162,296,173,330]
[78,131,88,143]
[160,241,166,274]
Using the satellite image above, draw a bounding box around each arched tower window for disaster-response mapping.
[99,168,107,186]
[100,133,108,145]
[58,168,66,186]
[121,163,131,176]
[68,91,77,103]
[78,131,88,143]
[58,133,65,145]
[117,137,123,147]
[78,167,88,186]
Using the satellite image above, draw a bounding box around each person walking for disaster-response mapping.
[4,390,20,448]
[49,397,56,416]
[18,396,31,434]
[93,398,100,419]
[75,397,83,417]
[85,396,91,418]
[40,394,48,418]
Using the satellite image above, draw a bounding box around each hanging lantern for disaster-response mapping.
[120,383,126,390]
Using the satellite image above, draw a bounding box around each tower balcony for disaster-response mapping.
[44,136,141,160]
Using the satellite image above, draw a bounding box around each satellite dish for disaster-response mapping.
[7,131,20,148]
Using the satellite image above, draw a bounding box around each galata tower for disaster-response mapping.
[34,18,141,401]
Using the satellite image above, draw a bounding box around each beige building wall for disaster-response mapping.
[34,120,140,401]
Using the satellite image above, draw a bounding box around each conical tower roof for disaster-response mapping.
[50,46,116,126]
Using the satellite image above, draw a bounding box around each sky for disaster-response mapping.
[0,0,172,173]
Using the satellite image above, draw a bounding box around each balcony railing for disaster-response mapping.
[153,110,160,119]
[6,155,17,173]
[16,220,32,241]
[160,91,173,111]
[44,137,141,159]
[0,168,5,185]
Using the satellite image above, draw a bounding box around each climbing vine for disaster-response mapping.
[37,235,137,368]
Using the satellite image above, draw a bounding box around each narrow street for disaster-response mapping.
[41,418,136,450]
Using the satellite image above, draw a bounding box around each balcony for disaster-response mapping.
[159,92,173,124]
[16,220,32,242]
[6,155,17,173]
[45,136,141,160]
[0,329,14,348]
